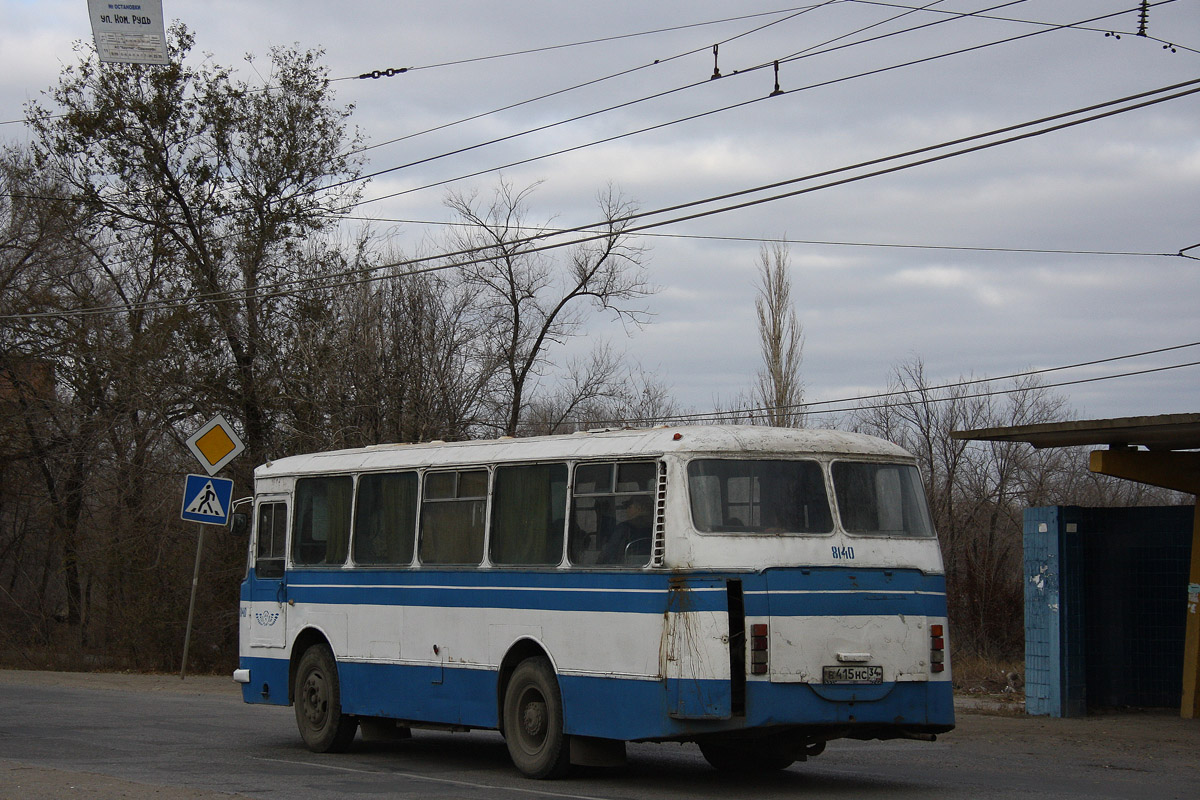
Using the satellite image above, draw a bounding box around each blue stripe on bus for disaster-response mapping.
[285,569,673,590]
[287,584,682,613]
[276,566,944,591]
[245,566,947,616]
[238,654,954,740]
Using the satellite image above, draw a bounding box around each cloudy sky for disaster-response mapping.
[3,1,1198,425]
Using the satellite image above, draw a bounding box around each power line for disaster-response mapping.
[1,3,841,134]
[328,3,865,190]
[9,18,1180,291]
[342,4,840,79]
[337,214,1181,258]
[849,0,1196,53]
[345,0,1029,166]
[5,77,1197,322]
[351,0,1165,202]
[343,3,841,156]
[605,78,1200,237]
[346,2,1157,210]
[5,2,1155,230]
[605,353,1200,427]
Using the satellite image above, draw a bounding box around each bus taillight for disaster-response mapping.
[930,624,945,673]
[750,623,769,675]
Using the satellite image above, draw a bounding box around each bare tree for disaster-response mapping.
[852,357,1072,658]
[26,26,365,469]
[4,29,367,670]
[444,180,652,436]
[753,242,805,427]
[518,343,623,436]
[519,348,680,435]
[279,236,497,448]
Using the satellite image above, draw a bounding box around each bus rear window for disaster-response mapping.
[831,462,934,538]
[687,459,832,534]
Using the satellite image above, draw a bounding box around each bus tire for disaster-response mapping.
[698,740,795,772]
[294,644,358,753]
[503,657,571,779]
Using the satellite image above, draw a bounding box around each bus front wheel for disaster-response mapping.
[503,657,571,779]
[294,644,358,753]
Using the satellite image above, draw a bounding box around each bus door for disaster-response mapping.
[663,576,732,719]
[247,497,289,649]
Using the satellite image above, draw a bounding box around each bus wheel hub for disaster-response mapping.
[522,700,546,737]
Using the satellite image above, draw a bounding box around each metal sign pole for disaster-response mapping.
[180,526,205,680]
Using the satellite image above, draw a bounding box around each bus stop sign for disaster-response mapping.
[181,474,235,526]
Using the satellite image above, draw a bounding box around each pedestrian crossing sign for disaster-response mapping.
[181,474,235,526]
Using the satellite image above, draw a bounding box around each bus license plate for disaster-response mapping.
[822,665,883,684]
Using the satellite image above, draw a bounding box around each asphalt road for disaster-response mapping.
[0,670,1197,799]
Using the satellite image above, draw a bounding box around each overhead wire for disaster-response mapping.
[5,76,1198,324]
[352,0,1178,204]
[345,2,1160,211]
[346,0,1166,175]
[327,1,854,188]
[340,3,841,78]
[337,213,1180,258]
[655,360,1200,425]
[848,0,1196,52]
[0,5,837,132]
[344,2,842,156]
[0,0,1077,277]
[667,362,1200,429]
[604,342,1200,426]
[4,2,1163,227]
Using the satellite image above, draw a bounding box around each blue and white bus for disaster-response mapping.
[235,426,953,778]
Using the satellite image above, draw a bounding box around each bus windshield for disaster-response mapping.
[831,462,935,538]
[687,459,833,534]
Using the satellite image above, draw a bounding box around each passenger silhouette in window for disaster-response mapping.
[601,495,653,563]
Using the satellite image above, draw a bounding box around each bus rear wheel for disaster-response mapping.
[294,644,358,753]
[503,657,571,779]
[698,740,795,772]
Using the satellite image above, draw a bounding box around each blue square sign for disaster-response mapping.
[181,474,235,525]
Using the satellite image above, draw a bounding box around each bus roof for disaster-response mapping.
[254,426,914,479]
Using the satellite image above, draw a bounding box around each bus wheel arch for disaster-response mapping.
[290,631,358,753]
[498,644,570,779]
[496,638,557,738]
[289,627,333,704]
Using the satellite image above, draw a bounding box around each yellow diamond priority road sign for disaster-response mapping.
[185,415,245,476]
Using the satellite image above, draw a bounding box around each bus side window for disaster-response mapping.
[255,502,287,579]
[569,461,656,567]
[490,463,567,566]
[354,471,417,565]
[292,476,353,566]
[419,469,488,565]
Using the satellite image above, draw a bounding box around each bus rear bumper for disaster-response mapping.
[560,672,954,742]
[237,655,291,706]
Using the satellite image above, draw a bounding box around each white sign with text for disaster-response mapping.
[87,1,169,65]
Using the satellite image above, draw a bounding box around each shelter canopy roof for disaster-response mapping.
[951,413,1200,452]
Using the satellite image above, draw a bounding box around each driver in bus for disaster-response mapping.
[601,495,653,564]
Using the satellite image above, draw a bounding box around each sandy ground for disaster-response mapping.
[0,671,244,800]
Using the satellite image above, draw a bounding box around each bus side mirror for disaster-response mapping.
[229,512,249,536]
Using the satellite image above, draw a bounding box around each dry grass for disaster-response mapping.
[952,651,1025,696]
